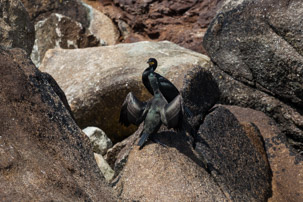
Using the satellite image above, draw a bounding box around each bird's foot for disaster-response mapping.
[150,136,168,148]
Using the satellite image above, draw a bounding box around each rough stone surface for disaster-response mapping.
[82,0,223,54]
[195,106,272,201]
[225,105,303,202]
[39,71,75,120]
[203,0,303,150]
[89,7,120,45]
[94,153,115,182]
[83,126,113,155]
[0,0,35,55]
[182,66,220,129]
[202,63,303,151]
[0,47,117,201]
[31,13,99,67]
[39,41,210,142]
[20,0,90,27]
[105,128,139,178]
[114,126,228,201]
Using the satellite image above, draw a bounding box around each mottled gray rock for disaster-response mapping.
[0,47,117,201]
[0,0,35,55]
[83,126,113,155]
[20,0,90,27]
[39,41,210,142]
[195,106,272,201]
[31,13,99,67]
[203,0,303,151]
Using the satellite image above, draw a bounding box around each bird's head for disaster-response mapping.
[147,58,157,71]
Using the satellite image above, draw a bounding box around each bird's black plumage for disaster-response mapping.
[119,72,184,149]
[143,58,180,103]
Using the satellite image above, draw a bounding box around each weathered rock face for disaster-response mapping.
[225,105,303,202]
[114,127,228,201]
[20,0,90,27]
[0,0,35,55]
[105,127,139,177]
[195,106,272,201]
[39,41,211,142]
[83,0,223,54]
[203,0,303,151]
[0,47,117,201]
[31,13,99,67]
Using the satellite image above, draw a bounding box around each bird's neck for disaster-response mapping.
[149,75,161,96]
[145,65,156,73]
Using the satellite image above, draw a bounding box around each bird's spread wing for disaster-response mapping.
[119,92,147,126]
[161,95,183,130]
[156,73,179,92]
[155,73,180,101]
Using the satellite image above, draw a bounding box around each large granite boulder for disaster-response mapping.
[225,105,303,202]
[195,106,272,201]
[83,0,223,53]
[39,41,210,142]
[0,47,117,201]
[114,127,228,201]
[0,0,35,55]
[203,0,303,151]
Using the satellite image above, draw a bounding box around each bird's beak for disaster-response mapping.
[148,61,154,65]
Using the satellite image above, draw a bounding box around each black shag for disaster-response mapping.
[143,58,192,117]
[120,72,183,149]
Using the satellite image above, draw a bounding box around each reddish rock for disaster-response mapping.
[0,47,117,201]
[83,0,223,54]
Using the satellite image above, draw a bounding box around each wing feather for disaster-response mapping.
[162,95,183,130]
[119,92,146,126]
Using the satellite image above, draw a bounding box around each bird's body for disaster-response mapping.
[120,71,183,149]
[138,73,168,147]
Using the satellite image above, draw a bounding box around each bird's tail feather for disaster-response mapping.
[138,133,149,149]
